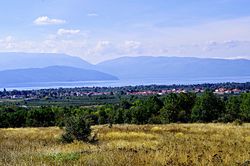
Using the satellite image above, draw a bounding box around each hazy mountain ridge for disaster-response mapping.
[0,52,93,71]
[1,53,250,87]
[96,56,250,79]
[0,66,118,86]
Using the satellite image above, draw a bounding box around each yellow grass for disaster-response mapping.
[0,123,250,166]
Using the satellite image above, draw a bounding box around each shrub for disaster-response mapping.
[61,116,91,143]
[232,119,243,126]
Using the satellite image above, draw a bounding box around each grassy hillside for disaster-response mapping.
[0,124,249,165]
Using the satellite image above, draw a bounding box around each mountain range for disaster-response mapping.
[0,52,250,87]
[0,52,92,70]
[96,56,250,79]
[0,66,117,87]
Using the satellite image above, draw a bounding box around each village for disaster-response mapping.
[0,85,245,100]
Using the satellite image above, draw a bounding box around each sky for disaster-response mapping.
[0,0,250,63]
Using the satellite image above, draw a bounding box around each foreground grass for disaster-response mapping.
[0,124,250,166]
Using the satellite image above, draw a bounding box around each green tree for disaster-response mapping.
[160,93,180,123]
[123,109,132,124]
[240,93,250,121]
[191,90,225,122]
[224,96,241,122]
[61,116,91,143]
[145,96,163,116]
[26,107,55,127]
[98,109,108,124]
[113,108,124,124]
[177,93,196,122]
[120,99,132,109]
[131,99,147,124]
[0,109,8,128]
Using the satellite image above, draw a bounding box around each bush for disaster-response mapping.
[61,116,91,143]
[232,119,243,126]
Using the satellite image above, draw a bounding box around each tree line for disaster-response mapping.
[0,90,250,128]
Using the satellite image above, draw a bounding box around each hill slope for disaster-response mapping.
[0,66,118,87]
[96,56,250,79]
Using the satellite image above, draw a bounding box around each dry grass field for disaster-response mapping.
[0,123,250,166]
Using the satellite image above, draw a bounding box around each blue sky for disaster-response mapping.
[1,0,250,63]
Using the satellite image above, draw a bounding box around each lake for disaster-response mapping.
[2,76,250,91]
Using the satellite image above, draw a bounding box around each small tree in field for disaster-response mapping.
[61,116,91,143]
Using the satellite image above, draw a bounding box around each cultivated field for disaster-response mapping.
[0,123,250,166]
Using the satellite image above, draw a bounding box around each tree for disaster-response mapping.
[191,90,225,122]
[145,96,163,116]
[8,110,27,127]
[177,93,196,122]
[61,116,91,143]
[0,109,8,128]
[26,107,55,127]
[131,99,148,124]
[120,99,132,109]
[98,109,108,124]
[123,109,132,124]
[160,93,180,123]
[224,96,241,122]
[240,93,250,121]
[113,108,124,124]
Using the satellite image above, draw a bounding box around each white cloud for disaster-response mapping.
[0,35,88,56]
[57,28,80,35]
[3,16,250,63]
[84,40,121,62]
[5,36,14,42]
[87,13,99,17]
[94,40,111,52]
[34,16,66,25]
[0,36,15,49]
[123,40,141,49]
[2,34,250,64]
[202,40,250,52]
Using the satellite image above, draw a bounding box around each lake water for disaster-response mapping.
[2,76,250,91]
